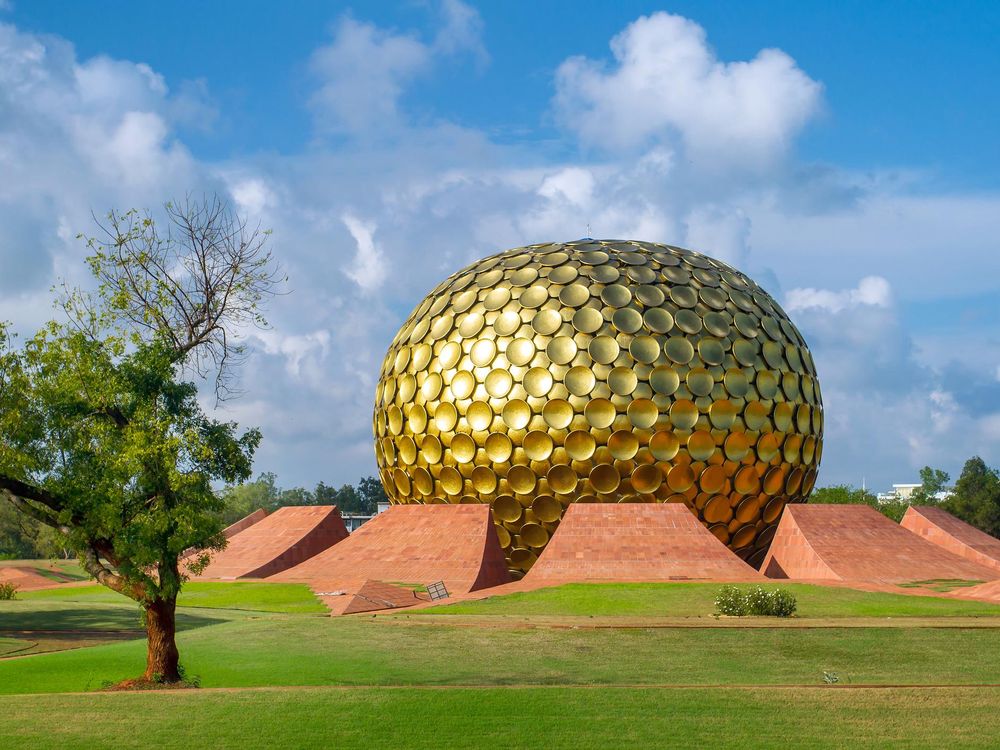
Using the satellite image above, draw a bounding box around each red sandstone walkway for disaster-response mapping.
[761,504,998,583]
[526,504,763,583]
[192,505,349,580]
[273,504,510,611]
[900,506,1000,574]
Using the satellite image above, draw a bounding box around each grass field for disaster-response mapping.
[2,580,999,748]
[1,686,996,750]
[421,581,1000,618]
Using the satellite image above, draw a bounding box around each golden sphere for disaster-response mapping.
[374,240,823,576]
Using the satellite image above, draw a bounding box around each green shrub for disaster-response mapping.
[715,585,796,617]
[0,582,18,600]
[714,585,747,616]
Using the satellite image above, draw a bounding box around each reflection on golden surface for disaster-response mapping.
[374,239,823,576]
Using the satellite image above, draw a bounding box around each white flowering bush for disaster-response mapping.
[715,585,796,617]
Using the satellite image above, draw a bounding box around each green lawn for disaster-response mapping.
[19,581,327,614]
[0,686,997,750]
[2,609,1000,694]
[2,580,1000,747]
[422,582,1000,618]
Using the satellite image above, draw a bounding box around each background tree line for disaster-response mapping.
[810,455,1000,535]
[0,472,388,558]
[217,473,388,524]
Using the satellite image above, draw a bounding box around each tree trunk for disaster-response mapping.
[143,596,181,682]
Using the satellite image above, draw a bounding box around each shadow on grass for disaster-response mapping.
[0,601,227,635]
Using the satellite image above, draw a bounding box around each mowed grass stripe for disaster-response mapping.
[3,616,1000,694]
[1,686,997,750]
[421,582,1000,617]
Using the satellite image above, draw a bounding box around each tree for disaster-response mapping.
[0,197,279,684]
[357,475,388,514]
[808,484,908,522]
[910,466,950,504]
[943,457,1000,537]
[219,472,282,524]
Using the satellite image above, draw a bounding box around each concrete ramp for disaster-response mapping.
[526,504,763,583]
[900,506,1000,574]
[193,505,349,580]
[274,504,511,600]
[761,504,998,583]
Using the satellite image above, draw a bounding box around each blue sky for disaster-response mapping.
[1,1,998,491]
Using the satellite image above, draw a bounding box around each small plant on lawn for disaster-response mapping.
[822,671,840,684]
[0,582,18,600]
[715,585,747,616]
[715,585,797,617]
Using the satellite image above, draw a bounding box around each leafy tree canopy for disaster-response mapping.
[0,197,278,682]
[943,457,1000,537]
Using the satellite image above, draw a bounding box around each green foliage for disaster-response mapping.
[943,457,1000,537]
[911,466,951,504]
[0,582,17,600]
[808,483,908,521]
[715,585,797,617]
[0,195,275,680]
[218,473,387,522]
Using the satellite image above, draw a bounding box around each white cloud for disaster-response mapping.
[553,12,822,169]
[229,177,277,217]
[785,276,892,314]
[1,10,997,495]
[252,329,330,380]
[309,17,430,136]
[341,213,388,293]
[434,0,488,66]
[309,1,486,137]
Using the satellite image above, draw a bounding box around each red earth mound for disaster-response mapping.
[526,503,763,583]
[273,504,510,611]
[900,505,1000,574]
[191,505,348,580]
[761,504,998,584]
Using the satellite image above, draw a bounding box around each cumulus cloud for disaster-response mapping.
[1,10,997,493]
[309,1,486,136]
[0,22,206,302]
[553,12,822,168]
[785,276,892,313]
[341,213,388,293]
[252,329,331,380]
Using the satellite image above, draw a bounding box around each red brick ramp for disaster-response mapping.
[953,579,1000,603]
[273,505,511,600]
[193,505,349,580]
[526,504,763,583]
[900,506,1000,574]
[319,579,429,615]
[0,566,59,591]
[761,504,998,584]
[181,508,268,560]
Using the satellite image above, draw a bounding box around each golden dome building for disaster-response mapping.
[373,240,823,577]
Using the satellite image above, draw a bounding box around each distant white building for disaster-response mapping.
[876,483,950,504]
